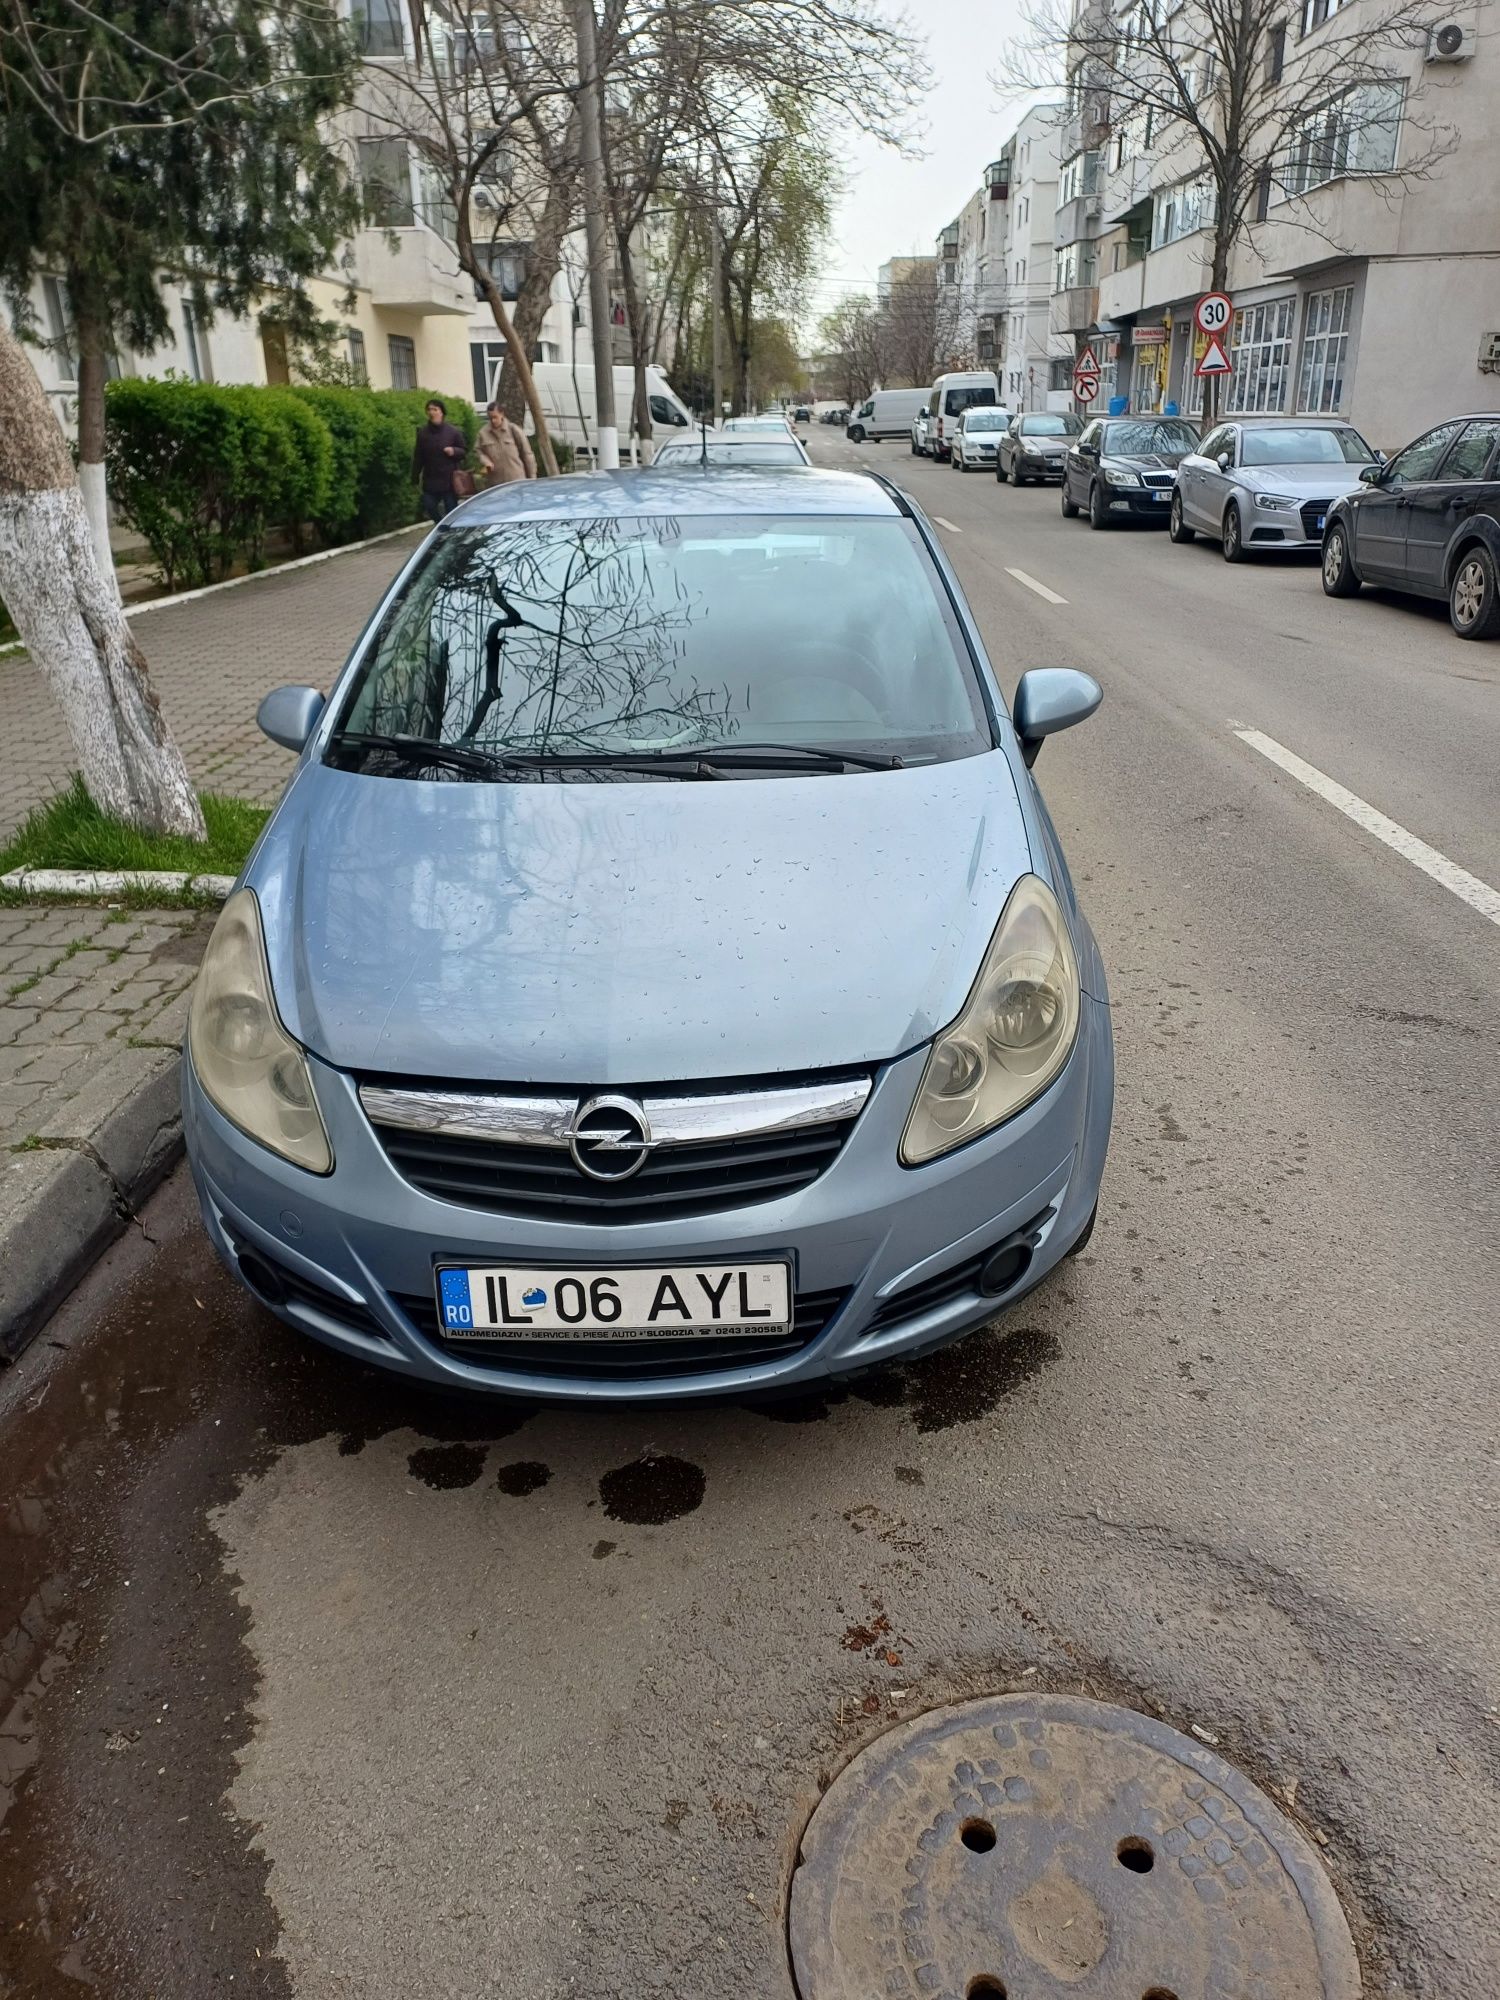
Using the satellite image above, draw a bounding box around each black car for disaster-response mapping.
[998,411,1084,484]
[1322,414,1500,639]
[1060,416,1202,528]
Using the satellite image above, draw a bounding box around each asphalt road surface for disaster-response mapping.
[3,424,1498,1998]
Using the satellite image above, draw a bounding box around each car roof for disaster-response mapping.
[445,467,900,524]
[1231,414,1359,426]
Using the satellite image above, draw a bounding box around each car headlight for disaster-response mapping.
[1100,460,1141,487]
[1253,492,1298,510]
[901,875,1080,1166]
[188,889,333,1173]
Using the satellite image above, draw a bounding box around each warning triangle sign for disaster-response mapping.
[1075,344,1101,379]
[1195,332,1232,377]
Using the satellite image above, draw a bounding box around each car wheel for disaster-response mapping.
[1008,460,1023,487]
[1168,491,1195,544]
[850,426,865,443]
[1088,482,1109,530]
[1066,1201,1098,1258]
[1222,503,1247,563]
[1060,480,1079,519]
[1450,543,1500,639]
[1321,522,1361,598]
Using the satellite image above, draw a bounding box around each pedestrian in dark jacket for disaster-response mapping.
[412,399,468,522]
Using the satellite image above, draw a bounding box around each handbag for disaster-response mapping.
[451,467,477,500]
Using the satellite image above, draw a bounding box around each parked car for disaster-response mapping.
[847,387,932,444]
[1059,416,1200,528]
[188,469,1112,1401]
[928,371,1001,461]
[950,407,1013,471]
[1171,418,1380,562]
[651,433,810,467]
[998,412,1084,485]
[723,414,795,436]
[1322,414,1500,638]
[792,406,812,422]
[911,408,931,456]
[818,405,850,426]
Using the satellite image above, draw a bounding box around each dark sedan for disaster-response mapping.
[1322,413,1500,639]
[1060,416,1201,528]
[998,412,1084,485]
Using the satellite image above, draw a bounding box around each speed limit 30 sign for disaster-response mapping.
[1194,292,1233,335]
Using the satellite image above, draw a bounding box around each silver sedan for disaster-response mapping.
[1170,418,1381,563]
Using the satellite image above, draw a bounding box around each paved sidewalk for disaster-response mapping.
[1,527,424,838]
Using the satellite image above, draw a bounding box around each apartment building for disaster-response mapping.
[929,107,1063,410]
[1055,0,1500,444]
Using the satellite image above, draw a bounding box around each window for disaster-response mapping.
[1225,297,1295,413]
[1131,348,1164,413]
[1238,424,1375,464]
[1199,427,1232,463]
[1058,152,1101,205]
[181,301,206,382]
[1441,420,1500,482]
[347,329,368,384]
[1266,22,1287,82]
[1152,177,1214,247]
[388,334,418,391]
[359,137,414,227]
[1019,196,1029,226]
[1384,422,1466,486]
[473,241,528,300]
[1053,243,1094,291]
[261,323,290,386]
[1300,0,1350,34]
[351,0,404,56]
[1020,414,1082,435]
[1049,358,1074,391]
[1280,83,1402,199]
[41,276,75,382]
[1296,285,1351,412]
[337,516,993,770]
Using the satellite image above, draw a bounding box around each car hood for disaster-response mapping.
[1112,449,1192,470]
[1021,438,1071,454]
[251,755,1034,1086]
[1238,464,1371,497]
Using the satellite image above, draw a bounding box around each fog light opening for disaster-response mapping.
[236,1248,287,1307]
[979,1242,1032,1297]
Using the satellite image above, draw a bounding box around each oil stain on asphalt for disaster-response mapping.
[598,1452,706,1525]
[408,1442,489,1489]
[496,1459,552,1496]
[744,1324,1061,1434]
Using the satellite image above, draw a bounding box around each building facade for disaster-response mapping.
[1057,0,1500,444]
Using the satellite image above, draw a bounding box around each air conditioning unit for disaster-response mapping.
[1426,20,1473,60]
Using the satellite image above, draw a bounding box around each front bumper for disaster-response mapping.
[1106,483,1176,519]
[1245,502,1329,550]
[1015,454,1066,481]
[183,998,1113,1401]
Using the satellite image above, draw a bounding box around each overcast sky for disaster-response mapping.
[810,0,1051,327]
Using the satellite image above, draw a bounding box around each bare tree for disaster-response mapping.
[1012,0,1462,414]
[880,262,941,386]
[816,292,882,406]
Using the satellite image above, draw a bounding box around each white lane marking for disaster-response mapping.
[1005,566,1069,606]
[932,515,963,533]
[1233,725,1500,929]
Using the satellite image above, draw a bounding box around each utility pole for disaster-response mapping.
[710,203,724,422]
[573,0,618,469]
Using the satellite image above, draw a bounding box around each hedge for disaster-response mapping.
[105,378,480,590]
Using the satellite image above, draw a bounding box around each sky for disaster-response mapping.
[810,0,1047,329]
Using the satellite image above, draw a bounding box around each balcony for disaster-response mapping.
[1050,286,1099,336]
[1053,194,1103,249]
[1102,159,1156,226]
[355,224,470,316]
[1096,260,1145,324]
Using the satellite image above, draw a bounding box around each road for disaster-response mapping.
[2,424,1498,1999]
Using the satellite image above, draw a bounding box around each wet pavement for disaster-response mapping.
[3,433,1500,1996]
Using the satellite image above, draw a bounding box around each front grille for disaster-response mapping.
[1300,500,1333,539]
[395,1284,848,1379]
[366,1104,861,1224]
[1142,472,1175,489]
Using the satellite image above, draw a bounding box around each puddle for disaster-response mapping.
[598,1452,706,1525]
[496,1460,551,1497]
[408,1442,489,1489]
[743,1324,1062,1434]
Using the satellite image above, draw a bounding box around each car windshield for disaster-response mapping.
[1102,421,1199,455]
[653,442,806,466]
[1020,415,1082,436]
[723,418,788,433]
[1239,425,1375,465]
[944,385,997,414]
[964,412,1007,432]
[334,515,993,777]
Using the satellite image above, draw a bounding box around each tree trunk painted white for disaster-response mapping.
[77,459,118,601]
[72,309,119,598]
[0,321,204,839]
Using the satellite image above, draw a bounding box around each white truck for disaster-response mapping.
[845,387,932,444]
[490,360,695,458]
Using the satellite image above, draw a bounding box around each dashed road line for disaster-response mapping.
[1233,725,1500,928]
[1005,567,1069,606]
[932,516,963,533]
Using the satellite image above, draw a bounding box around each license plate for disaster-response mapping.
[435,1261,792,1340]
[1315,514,1326,531]
[1154,489,1170,501]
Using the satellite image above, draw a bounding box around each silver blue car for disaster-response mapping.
[183,468,1113,1400]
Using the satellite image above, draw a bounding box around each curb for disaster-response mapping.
[0,1044,184,1364]
[1,868,235,901]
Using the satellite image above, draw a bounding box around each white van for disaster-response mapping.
[846,387,932,443]
[928,370,1001,460]
[490,359,694,456]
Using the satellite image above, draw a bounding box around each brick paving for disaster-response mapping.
[0,905,214,1152]
[0,527,424,839]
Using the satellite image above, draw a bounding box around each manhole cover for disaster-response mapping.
[789,1694,1360,2000]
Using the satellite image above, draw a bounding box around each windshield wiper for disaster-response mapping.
[329,731,504,778]
[684,741,903,772]
[483,750,725,779]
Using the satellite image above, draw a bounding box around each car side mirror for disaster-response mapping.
[1013,669,1102,768]
[258,684,326,752]
[1358,463,1383,486]
[1216,451,1232,471]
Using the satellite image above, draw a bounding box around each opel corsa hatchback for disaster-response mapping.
[183,469,1112,1399]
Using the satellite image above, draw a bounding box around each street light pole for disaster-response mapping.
[573,0,619,470]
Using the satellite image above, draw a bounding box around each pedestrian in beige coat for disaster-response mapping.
[477,402,538,485]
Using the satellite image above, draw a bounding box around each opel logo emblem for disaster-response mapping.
[568,1094,653,1181]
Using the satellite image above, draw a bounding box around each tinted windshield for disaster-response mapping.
[654,442,806,466]
[1239,425,1375,465]
[336,516,993,776]
[944,384,997,415]
[1020,414,1082,436]
[964,412,1007,432]
[1101,421,1199,455]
